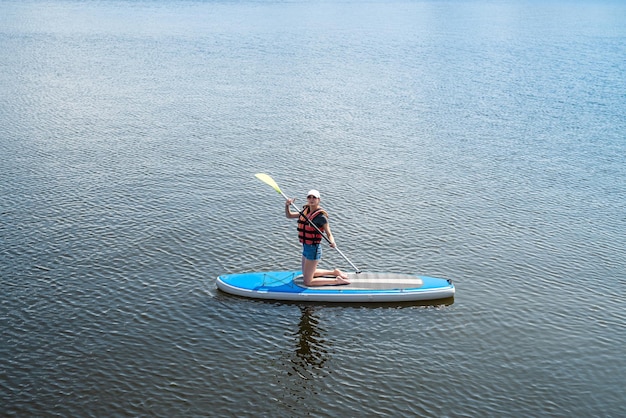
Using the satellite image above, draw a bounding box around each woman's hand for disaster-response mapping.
[285,198,298,218]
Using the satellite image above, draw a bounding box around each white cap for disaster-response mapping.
[307,189,321,199]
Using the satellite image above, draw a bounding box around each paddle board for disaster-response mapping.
[216,271,454,302]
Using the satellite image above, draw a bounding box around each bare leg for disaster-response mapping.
[302,257,350,286]
[302,256,317,284]
[314,268,349,280]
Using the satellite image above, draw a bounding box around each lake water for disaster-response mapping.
[1,0,625,416]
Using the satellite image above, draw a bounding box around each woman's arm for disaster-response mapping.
[285,198,300,219]
[323,223,337,247]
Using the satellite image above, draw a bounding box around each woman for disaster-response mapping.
[285,189,350,286]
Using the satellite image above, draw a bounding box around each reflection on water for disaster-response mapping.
[276,306,330,411]
[292,306,329,376]
[281,299,455,386]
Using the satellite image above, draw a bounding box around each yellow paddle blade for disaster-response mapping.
[255,173,282,194]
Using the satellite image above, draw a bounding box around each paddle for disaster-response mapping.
[255,173,361,273]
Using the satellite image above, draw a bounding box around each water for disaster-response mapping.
[1,0,625,416]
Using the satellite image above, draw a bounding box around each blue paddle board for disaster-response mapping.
[216,271,454,302]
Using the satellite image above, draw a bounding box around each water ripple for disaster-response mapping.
[3,0,626,416]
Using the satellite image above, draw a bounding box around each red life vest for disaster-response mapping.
[297,206,327,245]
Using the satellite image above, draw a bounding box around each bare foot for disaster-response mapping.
[335,276,350,285]
[333,269,349,280]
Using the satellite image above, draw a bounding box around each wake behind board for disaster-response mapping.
[216,271,454,303]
